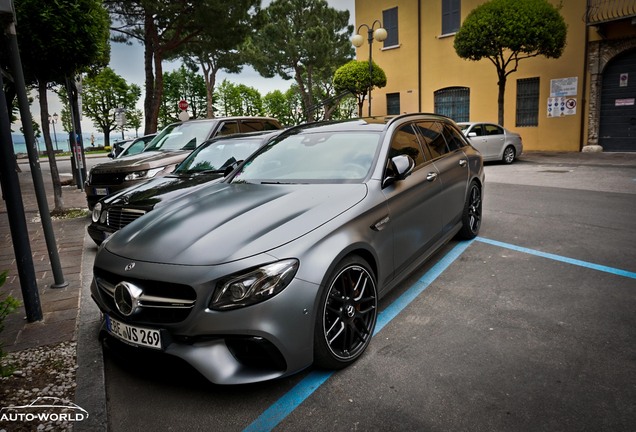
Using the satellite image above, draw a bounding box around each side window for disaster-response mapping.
[263,121,281,130]
[387,124,425,172]
[483,124,503,136]
[442,124,467,151]
[241,121,264,132]
[387,93,401,115]
[217,121,239,137]
[415,121,448,159]
[441,0,461,35]
[382,7,399,48]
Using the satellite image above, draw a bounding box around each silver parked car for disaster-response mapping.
[458,122,523,163]
[91,114,485,384]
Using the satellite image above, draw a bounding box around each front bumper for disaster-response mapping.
[90,250,319,385]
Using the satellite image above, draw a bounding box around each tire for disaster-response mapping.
[314,256,378,370]
[457,181,482,240]
[502,146,516,164]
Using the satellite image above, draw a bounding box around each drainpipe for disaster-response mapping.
[580,0,591,151]
[418,0,422,112]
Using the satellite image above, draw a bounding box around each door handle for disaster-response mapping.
[459,159,467,167]
[426,172,438,182]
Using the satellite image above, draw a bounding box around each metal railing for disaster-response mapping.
[586,0,636,25]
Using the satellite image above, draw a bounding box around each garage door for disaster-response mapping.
[599,49,636,152]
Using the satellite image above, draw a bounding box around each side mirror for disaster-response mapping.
[468,132,477,138]
[108,152,114,159]
[382,155,415,188]
[224,160,243,177]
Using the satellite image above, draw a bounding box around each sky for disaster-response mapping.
[14,0,355,141]
[71,0,356,135]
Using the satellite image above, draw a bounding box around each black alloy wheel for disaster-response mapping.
[314,256,378,369]
[458,181,482,240]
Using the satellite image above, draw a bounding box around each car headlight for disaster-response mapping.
[210,259,299,311]
[92,202,102,223]
[124,167,164,181]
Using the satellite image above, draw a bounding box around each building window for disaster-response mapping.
[382,7,399,48]
[387,93,400,115]
[442,0,461,35]
[516,77,540,127]
[434,87,470,122]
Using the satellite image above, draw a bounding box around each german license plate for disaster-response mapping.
[106,315,162,350]
[94,187,108,195]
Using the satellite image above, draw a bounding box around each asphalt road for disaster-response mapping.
[90,155,636,432]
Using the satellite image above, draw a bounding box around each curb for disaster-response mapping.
[73,231,106,432]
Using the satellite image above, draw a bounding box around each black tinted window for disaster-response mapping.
[415,121,448,159]
[442,124,467,151]
[389,124,425,167]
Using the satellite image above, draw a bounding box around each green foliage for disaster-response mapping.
[246,0,354,121]
[160,66,207,127]
[263,88,304,126]
[81,67,141,146]
[454,0,567,62]
[0,271,21,377]
[14,0,110,85]
[453,0,567,125]
[334,60,387,116]
[214,80,264,117]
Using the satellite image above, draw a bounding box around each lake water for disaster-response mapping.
[11,132,104,154]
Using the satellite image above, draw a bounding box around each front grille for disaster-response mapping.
[106,207,147,229]
[95,268,197,324]
[90,172,127,186]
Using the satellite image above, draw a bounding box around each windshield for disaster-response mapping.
[145,122,215,152]
[230,131,381,184]
[176,138,264,174]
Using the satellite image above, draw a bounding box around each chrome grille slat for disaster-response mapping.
[96,278,195,309]
[106,207,147,229]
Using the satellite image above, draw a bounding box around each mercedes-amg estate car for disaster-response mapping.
[91,114,484,384]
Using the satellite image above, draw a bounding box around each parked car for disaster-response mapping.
[110,134,157,159]
[88,130,283,245]
[107,139,134,158]
[84,117,282,209]
[91,113,484,385]
[458,122,522,163]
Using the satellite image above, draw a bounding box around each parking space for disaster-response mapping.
[101,156,636,432]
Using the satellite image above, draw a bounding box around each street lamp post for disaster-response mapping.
[48,112,59,151]
[352,20,387,117]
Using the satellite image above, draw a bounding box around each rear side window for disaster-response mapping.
[483,124,503,136]
[442,124,467,151]
[241,121,265,132]
[414,121,448,159]
[217,121,239,136]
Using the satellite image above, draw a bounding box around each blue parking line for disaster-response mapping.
[476,237,636,280]
[242,240,473,432]
[244,237,634,432]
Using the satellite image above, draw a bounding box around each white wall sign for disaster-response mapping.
[550,77,578,97]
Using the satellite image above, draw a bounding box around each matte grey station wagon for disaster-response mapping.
[91,113,485,384]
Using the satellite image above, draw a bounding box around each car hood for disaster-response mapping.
[102,173,223,209]
[91,150,190,173]
[104,183,367,266]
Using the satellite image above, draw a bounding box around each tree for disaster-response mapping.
[246,0,353,122]
[175,1,260,118]
[81,67,141,147]
[213,80,263,117]
[333,60,387,117]
[454,0,567,126]
[12,0,110,211]
[159,66,207,127]
[107,1,254,133]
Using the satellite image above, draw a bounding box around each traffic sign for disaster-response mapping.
[178,100,188,111]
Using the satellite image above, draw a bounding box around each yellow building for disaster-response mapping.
[353,0,636,152]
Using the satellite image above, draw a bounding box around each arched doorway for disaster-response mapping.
[599,49,636,152]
